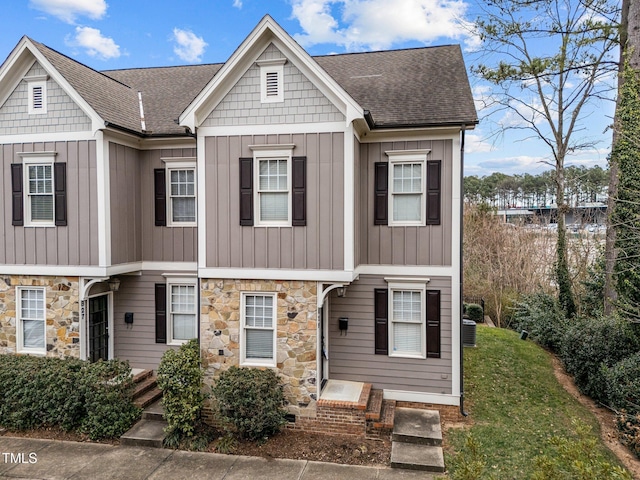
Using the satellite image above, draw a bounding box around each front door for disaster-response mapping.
[89,295,109,362]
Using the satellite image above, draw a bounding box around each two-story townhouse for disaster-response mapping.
[0,16,477,427]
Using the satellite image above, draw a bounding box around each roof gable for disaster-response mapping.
[180,15,363,131]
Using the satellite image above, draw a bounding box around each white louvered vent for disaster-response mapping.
[265,71,279,97]
[32,86,44,110]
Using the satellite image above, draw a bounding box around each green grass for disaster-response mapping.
[445,325,629,479]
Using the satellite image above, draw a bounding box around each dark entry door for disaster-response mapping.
[89,295,109,362]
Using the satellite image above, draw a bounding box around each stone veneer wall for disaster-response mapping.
[200,279,318,417]
[0,276,80,357]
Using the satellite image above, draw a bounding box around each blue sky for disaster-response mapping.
[0,0,616,177]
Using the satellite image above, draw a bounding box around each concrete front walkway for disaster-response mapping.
[0,436,437,480]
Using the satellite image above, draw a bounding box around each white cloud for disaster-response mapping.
[233,0,243,8]
[465,133,493,154]
[68,26,120,60]
[172,28,208,63]
[29,0,107,23]
[291,0,470,51]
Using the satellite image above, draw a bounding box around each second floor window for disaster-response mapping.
[257,158,289,224]
[392,162,423,223]
[169,168,196,224]
[27,163,54,224]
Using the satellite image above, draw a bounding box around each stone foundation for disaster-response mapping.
[0,276,80,358]
[200,279,318,417]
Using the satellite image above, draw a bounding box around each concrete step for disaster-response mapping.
[365,389,384,421]
[134,386,163,409]
[120,419,167,448]
[392,408,442,446]
[142,399,165,421]
[373,400,396,429]
[391,442,445,472]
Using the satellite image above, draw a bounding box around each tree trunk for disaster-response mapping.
[605,0,637,315]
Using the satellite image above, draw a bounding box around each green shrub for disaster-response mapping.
[465,303,484,323]
[603,352,640,412]
[80,360,141,440]
[512,293,567,352]
[532,420,632,479]
[157,339,205,440]
[560,316,640,402]
[212,366,287,441]
[0,355,139,439]
[617,411,640,459]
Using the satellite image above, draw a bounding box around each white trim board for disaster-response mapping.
[198,267,355,282]
[383,389,460,406]
[196,122,347,137]
[0,261,198,277]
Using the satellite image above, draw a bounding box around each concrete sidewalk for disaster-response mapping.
[0,436,437,479]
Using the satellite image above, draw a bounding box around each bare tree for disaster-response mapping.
[472,0,619,316]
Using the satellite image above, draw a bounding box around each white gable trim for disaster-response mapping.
[0,38,105,133]
[180,15,363,132]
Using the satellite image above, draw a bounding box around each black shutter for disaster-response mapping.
[155,283,167,344]
[239,157,254,226]
[54,163,67,226]
[292,156,306,226]
[374,288,388,355]
[11,163,23,226]
[426,290,441,358]
[374,162,388,225]
[154,169,167,226]
[426,160,441,225]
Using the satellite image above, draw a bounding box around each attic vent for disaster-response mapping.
[27,80,47,115]
[265,71,279,97]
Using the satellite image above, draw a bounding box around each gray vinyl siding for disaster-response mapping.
[0,140,98,265]
[204,132,344,270]
[109,142,142,265]
[328,274,453,394]
[112,271,181,370]
[140,148,198,263]
[359,140,453,266]
[202,44,344,127]
[0,61,92,135]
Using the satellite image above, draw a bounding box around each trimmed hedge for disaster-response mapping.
[212,366,287,441]
[465,303,484,323]
[0,355,140,440]
[512,293,567,352]
[603,352,640,412]
[560,316,640,403]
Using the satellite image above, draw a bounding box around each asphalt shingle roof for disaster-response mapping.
[30,39,477,136]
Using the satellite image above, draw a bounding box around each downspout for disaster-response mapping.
[460,124,469,417]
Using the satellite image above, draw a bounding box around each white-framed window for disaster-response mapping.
[17,287,46,355]
[258,59,285,103]
[167,163,196,226]
[252,147,293,226]
[388,281,426,359]
[24,157,55,226]
[28,79,47,115]
[167,280,197,345]
[387,151,429,226]
[241,292,277,367]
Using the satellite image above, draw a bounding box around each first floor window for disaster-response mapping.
[18,287,46,353]
[391,290,424,356]
[242,293,276,366]
[169,168,196,224]
[27,163,54,223]
[169,283,197,344]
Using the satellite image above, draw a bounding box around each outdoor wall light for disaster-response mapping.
[336,286,347,297]
[108,277,121,292]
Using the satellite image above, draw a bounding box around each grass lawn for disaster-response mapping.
[445,324,629,479]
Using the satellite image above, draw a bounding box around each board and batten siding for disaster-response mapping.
[328,274,453,394]
[358,140,453,267]
[112,271,181,370]
[0,140,98,265]
[0,61,92,136]
[204,133,344,270]
[109,142,142,265]
[140,148,197,263]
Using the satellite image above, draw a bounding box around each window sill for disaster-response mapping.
[241,359,276,368]
[24,224,56,228]
[166,223,197,228]
[389,352,426,360]
[17,348,46,356]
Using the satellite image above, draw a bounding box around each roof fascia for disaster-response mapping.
[4,39,106,133]
[179,15,363,131]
